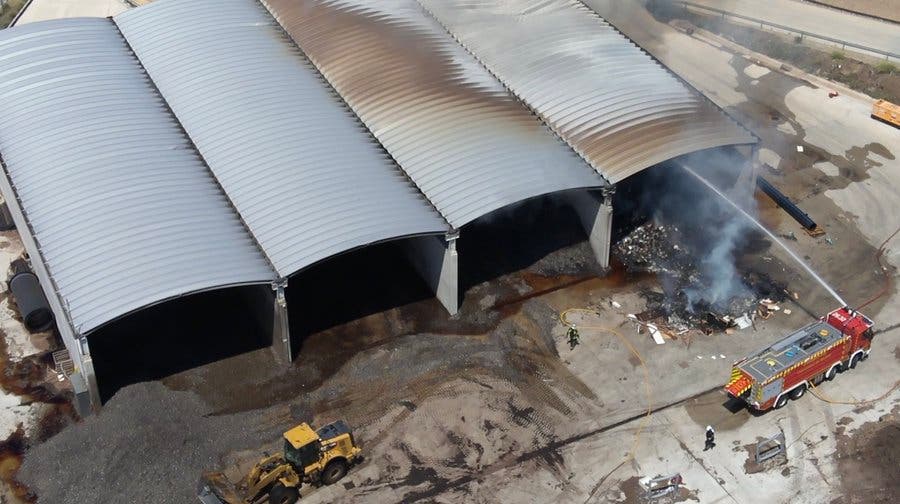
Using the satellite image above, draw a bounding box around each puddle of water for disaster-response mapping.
[684,390,751,432]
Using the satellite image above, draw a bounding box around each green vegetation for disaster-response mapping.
[0,0,28,28]
[875,61,897,75]
[830,51,845,60]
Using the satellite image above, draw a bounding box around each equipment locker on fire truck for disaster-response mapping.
[726,308,874,411]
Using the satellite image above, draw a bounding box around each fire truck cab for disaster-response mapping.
[725,308,874,411]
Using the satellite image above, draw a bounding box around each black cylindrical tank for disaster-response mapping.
[0,199,15,231]
[8,265,54,333]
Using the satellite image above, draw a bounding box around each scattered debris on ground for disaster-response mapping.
[615,222,789,336]
[612,475,700,504]
[615,224,690,276]
[739,437,788,475]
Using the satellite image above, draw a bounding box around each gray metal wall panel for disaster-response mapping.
[418,0,757,183]
[115,0,448,276]
[0,18,275,334]
[263,0,607,229]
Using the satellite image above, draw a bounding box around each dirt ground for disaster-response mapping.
[829,405,900,503]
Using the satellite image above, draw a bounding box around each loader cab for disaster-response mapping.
[283,424,322,471]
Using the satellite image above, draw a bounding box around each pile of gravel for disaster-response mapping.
[19,382,281,504]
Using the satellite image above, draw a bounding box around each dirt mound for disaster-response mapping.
[17,383,281,504]
[831,409,900,504]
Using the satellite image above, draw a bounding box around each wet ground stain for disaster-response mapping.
[0,428,34,504]
[684,390,751,432]
[0,323,76,504]
[616,475,700,504]
[726,56,893,193]
[831,407,900,503]
[738,437,787,475]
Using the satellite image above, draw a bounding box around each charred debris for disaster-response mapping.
[615,221,789,336]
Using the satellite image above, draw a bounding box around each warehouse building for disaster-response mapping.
[0,0,755,412]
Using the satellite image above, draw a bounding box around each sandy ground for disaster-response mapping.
[5,1,899,504]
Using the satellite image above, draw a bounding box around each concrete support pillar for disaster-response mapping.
[732,144,760,209]
[407,232,459,315]
[73,337,101,416]
[272,280,292,364]
[570,189,615,269]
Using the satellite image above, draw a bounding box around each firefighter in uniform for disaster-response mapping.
[704,425,716,451]
[567,324,580,350]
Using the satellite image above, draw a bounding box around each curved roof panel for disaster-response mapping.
[263,0,608,229]
[418,0,758,183]
[115,0,448,276]
[0,18,275,334]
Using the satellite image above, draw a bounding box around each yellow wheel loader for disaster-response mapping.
[198,420,362,504]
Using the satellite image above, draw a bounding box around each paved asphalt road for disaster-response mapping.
[686,0,900,56]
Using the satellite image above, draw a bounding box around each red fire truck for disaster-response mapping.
[725,307,874,411]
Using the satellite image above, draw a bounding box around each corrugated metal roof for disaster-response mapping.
[0,18,275,334]
[263,0,607,229]
[418,0,758,183]
[115,0,448,276]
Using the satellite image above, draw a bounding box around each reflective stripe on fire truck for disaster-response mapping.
[726,368,752,396]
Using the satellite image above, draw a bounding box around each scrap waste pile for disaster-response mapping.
[614,222,789,337]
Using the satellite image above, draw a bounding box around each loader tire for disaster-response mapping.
[269,483,299,504]
[321,459,348,485]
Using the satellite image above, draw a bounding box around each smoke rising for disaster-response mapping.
[634,148,760,313]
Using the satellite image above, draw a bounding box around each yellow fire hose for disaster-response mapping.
[809,378,900,406]
[559,308,654,501]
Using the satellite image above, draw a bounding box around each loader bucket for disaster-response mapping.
[197,472,244,504]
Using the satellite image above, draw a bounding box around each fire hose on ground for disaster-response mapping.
[809,225,900,406]
[558,308,654,503]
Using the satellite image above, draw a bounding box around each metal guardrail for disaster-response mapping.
[680,1,898,61]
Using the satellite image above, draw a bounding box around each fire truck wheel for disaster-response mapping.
[849,353,861,369]
[825,365,838,381]
[789,385,806,400]
[774,395,789,409]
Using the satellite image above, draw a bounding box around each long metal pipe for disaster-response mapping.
[756,176,817,230]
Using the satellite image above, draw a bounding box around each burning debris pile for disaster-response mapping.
[615,224,691,276]
[636,275,788,335]
[615,222,789,335]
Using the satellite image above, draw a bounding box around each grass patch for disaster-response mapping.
[830,51,845,60]
[0,0,28,28]
[875,61,897,75]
